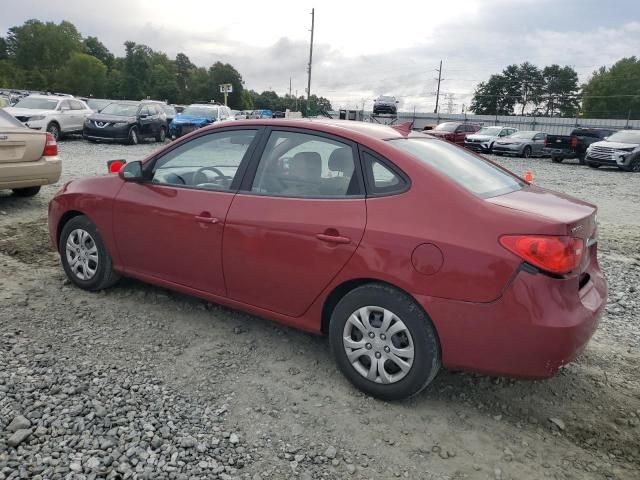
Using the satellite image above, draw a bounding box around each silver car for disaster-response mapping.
[492,131,546,158]
[464,126,518,153]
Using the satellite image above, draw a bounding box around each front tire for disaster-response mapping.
[587,161,600,169]
[155,126,166,143]
[551,156,563,163]
[47,122,61,141]
[522,146,532,158]
[329,283,441,401]
[128,127,139,145]
[59,215,120,291]
[621,157,640,172]
[13,186,41,197]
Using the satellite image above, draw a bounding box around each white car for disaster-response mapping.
[5,95,93,140]
[464,126,518,153]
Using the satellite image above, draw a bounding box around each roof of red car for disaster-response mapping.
[228,118,430,140]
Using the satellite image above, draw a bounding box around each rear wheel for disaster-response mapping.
[587,161,600,169]
[551,156,563,163]
[329,283,441,401]
[128,127,139,145]
[522,146,532,158]
[59,215,120,291]
[578,153,586,165]
[47,122,61,141]
[13,186,41,197]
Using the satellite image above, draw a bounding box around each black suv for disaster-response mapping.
[83,101,167,144]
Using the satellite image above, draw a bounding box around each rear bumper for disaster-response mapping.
[0,157,62,190]
[418,256,607,378]
[544,147,575,159]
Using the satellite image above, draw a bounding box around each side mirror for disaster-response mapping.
[139,113,149,119]
[119,160,144,181]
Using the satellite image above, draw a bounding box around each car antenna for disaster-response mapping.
[391,121,413,136]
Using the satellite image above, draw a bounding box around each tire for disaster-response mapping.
[621,157,640,172]
[128,127,139,145]
[522,146,532,158]
[12,186,41,197]
[586,161,600,169]
[59,215,120,291]
[46,122,61,141]
[551,156,563,163]
[578,154,586,165]
[329,283,441,401]
[155,126,166,143]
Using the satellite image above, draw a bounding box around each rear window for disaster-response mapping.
[0,109,25,128]
[388,138,523,198]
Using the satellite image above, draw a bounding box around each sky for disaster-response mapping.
[2,0,640,111]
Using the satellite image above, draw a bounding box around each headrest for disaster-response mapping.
[290,151,322,181]
[328,147,353,173]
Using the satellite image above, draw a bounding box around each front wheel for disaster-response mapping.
[551,156,563,163]
[59,215,120,291]
[155,126,166,143]
[587,161,600,169]
[522,146,532,158]
[128,127,139,145]
[47,122,61,141]
[621,157,640,172]
[329,283,441,401]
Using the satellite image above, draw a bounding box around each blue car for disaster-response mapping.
[169,104,232,138]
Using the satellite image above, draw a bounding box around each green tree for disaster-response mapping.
[6,19,83,88]
[469,74,516,115]
[189,67,210,103]
[539,65,579,116]
[175,53,195,103]
[56,52,107,97]
[208,62,244,108]
[149,52,177,101]
[582,57,640,119]
[122,41,153,99]
[0,37,7,60]
[83,36,114,69]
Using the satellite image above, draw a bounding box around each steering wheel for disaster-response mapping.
[193,166,230,185]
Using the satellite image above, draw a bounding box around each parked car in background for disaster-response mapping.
[0,97,9,108]
[83,100,167,145]
[5,95,92,141]
[162,104,177,125]
[426,122,481,146]
[0,108,60,197]
[49,119,606,400]
[272,111,286,118]
[373,95,399,115]
[544,127,618,164]
[86,98,113,113]
[464,126,518,153]
[584,129,640,171]
[251,109,273,119]
[493,131,546,158]
[168,104,233,139]
[234,110,249,120]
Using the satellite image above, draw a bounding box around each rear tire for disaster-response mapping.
[586,161,600,169]
[551,156,563,163]
[13,186,41,197]
[59,215,120,291]
[578,154,586,165]
[329,283,441,401]
[128,127,139,145]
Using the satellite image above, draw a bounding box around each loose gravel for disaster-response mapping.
[1,136,639,480]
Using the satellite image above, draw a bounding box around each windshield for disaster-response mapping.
[87,99,112,111]
[100,103,139,116]
[389,138,523,198]
[183,107,217,119]
[476,127,503,136]
[433,123,458,132]
[378,96,395,102]
[14,97,59,110]
[606,130,640,144]
[508,131,536,139]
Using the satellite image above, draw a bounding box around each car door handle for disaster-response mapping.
[195,215,220,224]
[316,233,351,244]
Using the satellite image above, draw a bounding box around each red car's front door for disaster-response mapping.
[112,128,260,296]
[222,129,366,317]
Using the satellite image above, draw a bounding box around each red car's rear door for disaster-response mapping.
[222,128,366,317]
[112,128,261,296]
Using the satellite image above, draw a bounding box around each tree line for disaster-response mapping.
[0,19,332,113]
[469,58,640,120]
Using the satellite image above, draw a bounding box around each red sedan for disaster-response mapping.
[48,119,607,400]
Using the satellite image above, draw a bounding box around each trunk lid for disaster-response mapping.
[487,186,597,273]
[0,127,45,164]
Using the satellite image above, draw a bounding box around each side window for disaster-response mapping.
[534,133,545,141]
[465,124,476,132]
[139,106,150,116]
[362,152,407,195]
[60,100,71,110]
[70,100,84,110]
[151,130,257,191]
[251,131,360,197]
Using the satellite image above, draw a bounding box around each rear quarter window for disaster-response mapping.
[389,138,523,198]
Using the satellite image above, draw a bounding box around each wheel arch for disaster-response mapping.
[56,210,86,246]
[320,277,439,341]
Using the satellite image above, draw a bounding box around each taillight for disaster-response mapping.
[570,136,578,148]
[499,235,584,275]
[544,136,549,147]
[43,133,58,156]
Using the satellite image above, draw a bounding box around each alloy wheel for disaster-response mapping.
[65,229,99,280]
[342,306,415,384]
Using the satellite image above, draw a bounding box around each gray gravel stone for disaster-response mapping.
[7,429,32,447]
[7,415,31,432]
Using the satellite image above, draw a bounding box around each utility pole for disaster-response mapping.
[289,77,292,97]
[434,60,443,114]
[306,8,315,116]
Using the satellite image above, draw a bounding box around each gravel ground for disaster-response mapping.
[1,137,639,480]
